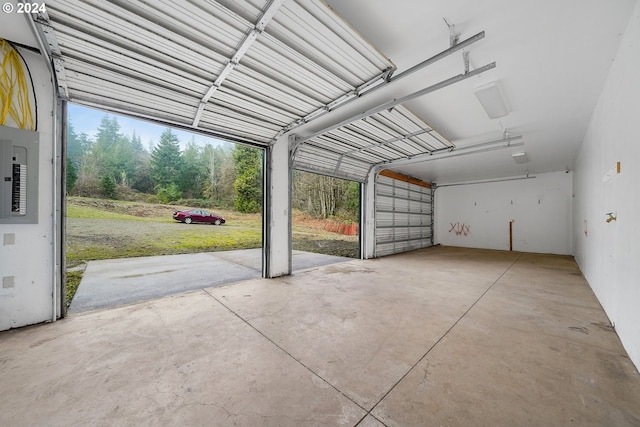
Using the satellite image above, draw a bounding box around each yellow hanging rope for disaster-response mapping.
[1,39,35,130]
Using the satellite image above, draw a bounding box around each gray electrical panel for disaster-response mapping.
[1,126,39,224]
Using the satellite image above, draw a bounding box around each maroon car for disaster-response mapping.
[173,209,225,225]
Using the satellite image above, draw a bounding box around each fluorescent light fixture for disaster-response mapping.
[474,81,510,119]
[512,152,529,164]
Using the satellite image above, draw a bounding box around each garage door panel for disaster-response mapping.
[375,174,433,257]
[43,0,396,146]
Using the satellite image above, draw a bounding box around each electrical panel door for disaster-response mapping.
[1,126,39,224]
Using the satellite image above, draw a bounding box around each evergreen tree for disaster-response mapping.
[130,130,144,152]
[179,139,207,198]
[150,128,183,190]
[89,115,137,186]
[67,119,95,196]
[67,120,92,169]
[129,131,152,192]
[131,153,153,193]
[66,120,80,166]
[66,159,78,193]
[233,145,262,213]
[100,176,117,199]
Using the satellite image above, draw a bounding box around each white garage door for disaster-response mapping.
[375,173,433,256]
[37,0,395,146]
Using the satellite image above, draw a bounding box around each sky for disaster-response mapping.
[67,103,227,150]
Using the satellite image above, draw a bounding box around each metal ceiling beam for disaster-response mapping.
[298,61,496,145]
[192,0,286,127]
[276,66,395,139]
[277,31,486,140]
[385,31,485,85]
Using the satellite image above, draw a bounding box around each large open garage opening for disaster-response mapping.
[27,0,403,313]
[291,170,360,261]
[65,104,266,312]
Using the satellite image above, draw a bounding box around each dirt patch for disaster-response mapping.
[292,237,359,258]
[69,197,181,218]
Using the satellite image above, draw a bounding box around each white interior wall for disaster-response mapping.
[0,18,57,329]
[573,1,640,370]
[435,171,573,255]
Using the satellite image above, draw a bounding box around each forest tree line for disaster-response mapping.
[67,115,358,220]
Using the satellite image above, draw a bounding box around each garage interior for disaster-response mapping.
[1,0,639,425]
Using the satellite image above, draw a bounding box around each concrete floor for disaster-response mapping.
[1,247,639,426]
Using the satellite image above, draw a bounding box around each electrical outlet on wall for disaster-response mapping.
[3,276,15,289]
[3,233,15,245]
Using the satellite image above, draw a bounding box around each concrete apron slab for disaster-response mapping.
[70,249,351,313]
[70,251,261,313]
[2,247,639,426]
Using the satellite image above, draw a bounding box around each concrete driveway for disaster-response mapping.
[69,249,351,313]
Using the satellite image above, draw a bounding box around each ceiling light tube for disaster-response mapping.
[512,152,529,164]
[474,81,509,119]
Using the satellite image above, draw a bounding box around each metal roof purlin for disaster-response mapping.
[192,0,286,127]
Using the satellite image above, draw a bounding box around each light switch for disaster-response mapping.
[4,233,15,245]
